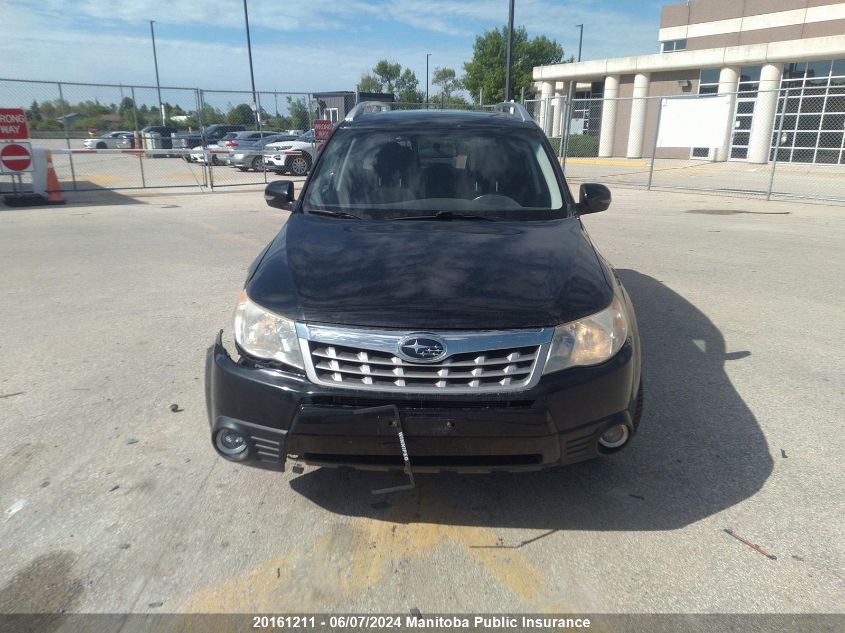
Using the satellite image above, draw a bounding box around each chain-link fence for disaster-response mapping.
[2,76,843,202]
[0,78,322,193]
[531,86,845,204]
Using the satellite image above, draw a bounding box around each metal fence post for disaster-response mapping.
[561,84,575,167]
[130,87,146,188]
[198,89,213,189]
[647,98,663,191]
[767,87,788,201]
[195,89,208,188]
[57,82,77,191]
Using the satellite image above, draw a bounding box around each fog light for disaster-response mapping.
[598,423,630,449]
[216,429,247,456]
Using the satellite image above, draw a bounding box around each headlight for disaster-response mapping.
[233,291,304,369]
[543,296,628,374]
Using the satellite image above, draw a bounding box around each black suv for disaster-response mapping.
[205,103,642,476]
[173,124,246,159]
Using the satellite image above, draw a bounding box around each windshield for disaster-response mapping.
[302,127,566,219]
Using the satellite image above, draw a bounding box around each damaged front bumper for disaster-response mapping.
[205,331,641,473]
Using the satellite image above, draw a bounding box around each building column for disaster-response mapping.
[715,66,740,162]
[627,73,650,158]
[539,81,554,135]
[747,63,783,164]
[599,74,620,158]
[552,82,565,137]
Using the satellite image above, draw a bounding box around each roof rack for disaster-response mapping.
[492,101,535,123]
[344,101,392,121]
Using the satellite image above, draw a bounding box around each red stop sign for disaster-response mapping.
[0,142,32,172]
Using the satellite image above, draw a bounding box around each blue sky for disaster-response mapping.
[1,0,663,105]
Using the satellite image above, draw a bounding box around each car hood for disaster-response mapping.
[265,141,310,151]
[245,214,614,330]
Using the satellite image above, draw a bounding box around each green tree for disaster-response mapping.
[227,103,255,125]
[357,72,383,93]
[463,26,565,104]
[431,67,463,102]
[26,100,42,122]
[373,60,401,93]
[117,97,136,128]
[286,96,313,130]
[396,68,423,103]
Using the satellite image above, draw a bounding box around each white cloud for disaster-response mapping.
[0,0,658,100]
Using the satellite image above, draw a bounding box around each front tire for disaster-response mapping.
[250,155,264,171]
[96,142,106,149]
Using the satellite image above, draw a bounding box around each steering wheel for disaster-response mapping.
[471,193,520,208]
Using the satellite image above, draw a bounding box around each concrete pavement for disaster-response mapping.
[0,185,842,615]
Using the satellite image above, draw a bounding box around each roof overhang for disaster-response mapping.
[533,35,845,82]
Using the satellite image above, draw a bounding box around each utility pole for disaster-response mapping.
[242,0,259,128]
[426,53,431,109]
[504,0,515,101]
[149,20,164,124]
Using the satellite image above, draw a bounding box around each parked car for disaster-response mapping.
[221,130,280,151]
[263,130,316,177]
[173,124,246,161]
[206,103,642,476]
[190,132,240,164]
[83,131,134,149]
[225,134,299,171]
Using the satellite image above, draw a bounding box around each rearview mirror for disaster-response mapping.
[264,180,295,210]
[577,183,611,214]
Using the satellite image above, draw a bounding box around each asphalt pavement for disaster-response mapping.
[0,185,842,615]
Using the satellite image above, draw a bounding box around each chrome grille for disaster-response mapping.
[296,324,553,394]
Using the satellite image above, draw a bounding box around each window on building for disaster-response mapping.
[772,59,845,165]
[661,39,686,53]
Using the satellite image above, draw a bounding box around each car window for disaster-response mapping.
[296,131,313,142]
[302,128,564,219]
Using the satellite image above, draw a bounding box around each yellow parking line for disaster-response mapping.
[178,490,572,614]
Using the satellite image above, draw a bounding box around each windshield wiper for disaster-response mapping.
[306,209,361,220]
[391,211,494,222]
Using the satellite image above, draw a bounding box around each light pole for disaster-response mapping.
[242,0,259,129]
[576,23,584,62]
[426,53,431,109]
[149,20,164,124]
[504,0,515,101]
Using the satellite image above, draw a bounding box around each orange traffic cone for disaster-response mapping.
[44,150,65,205]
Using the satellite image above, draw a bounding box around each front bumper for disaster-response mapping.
[205,332,641,473]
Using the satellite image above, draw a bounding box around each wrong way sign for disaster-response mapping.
[0,108,30,140]
[0,142,33,173]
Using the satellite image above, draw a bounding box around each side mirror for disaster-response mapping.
[577,183,611,214]
[264,180,295,210]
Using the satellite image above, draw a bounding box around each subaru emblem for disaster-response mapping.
[398,335,447,363]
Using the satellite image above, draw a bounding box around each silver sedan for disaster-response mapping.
[83,131,135,149]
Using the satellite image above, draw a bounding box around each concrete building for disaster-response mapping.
[533,0,845,164]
